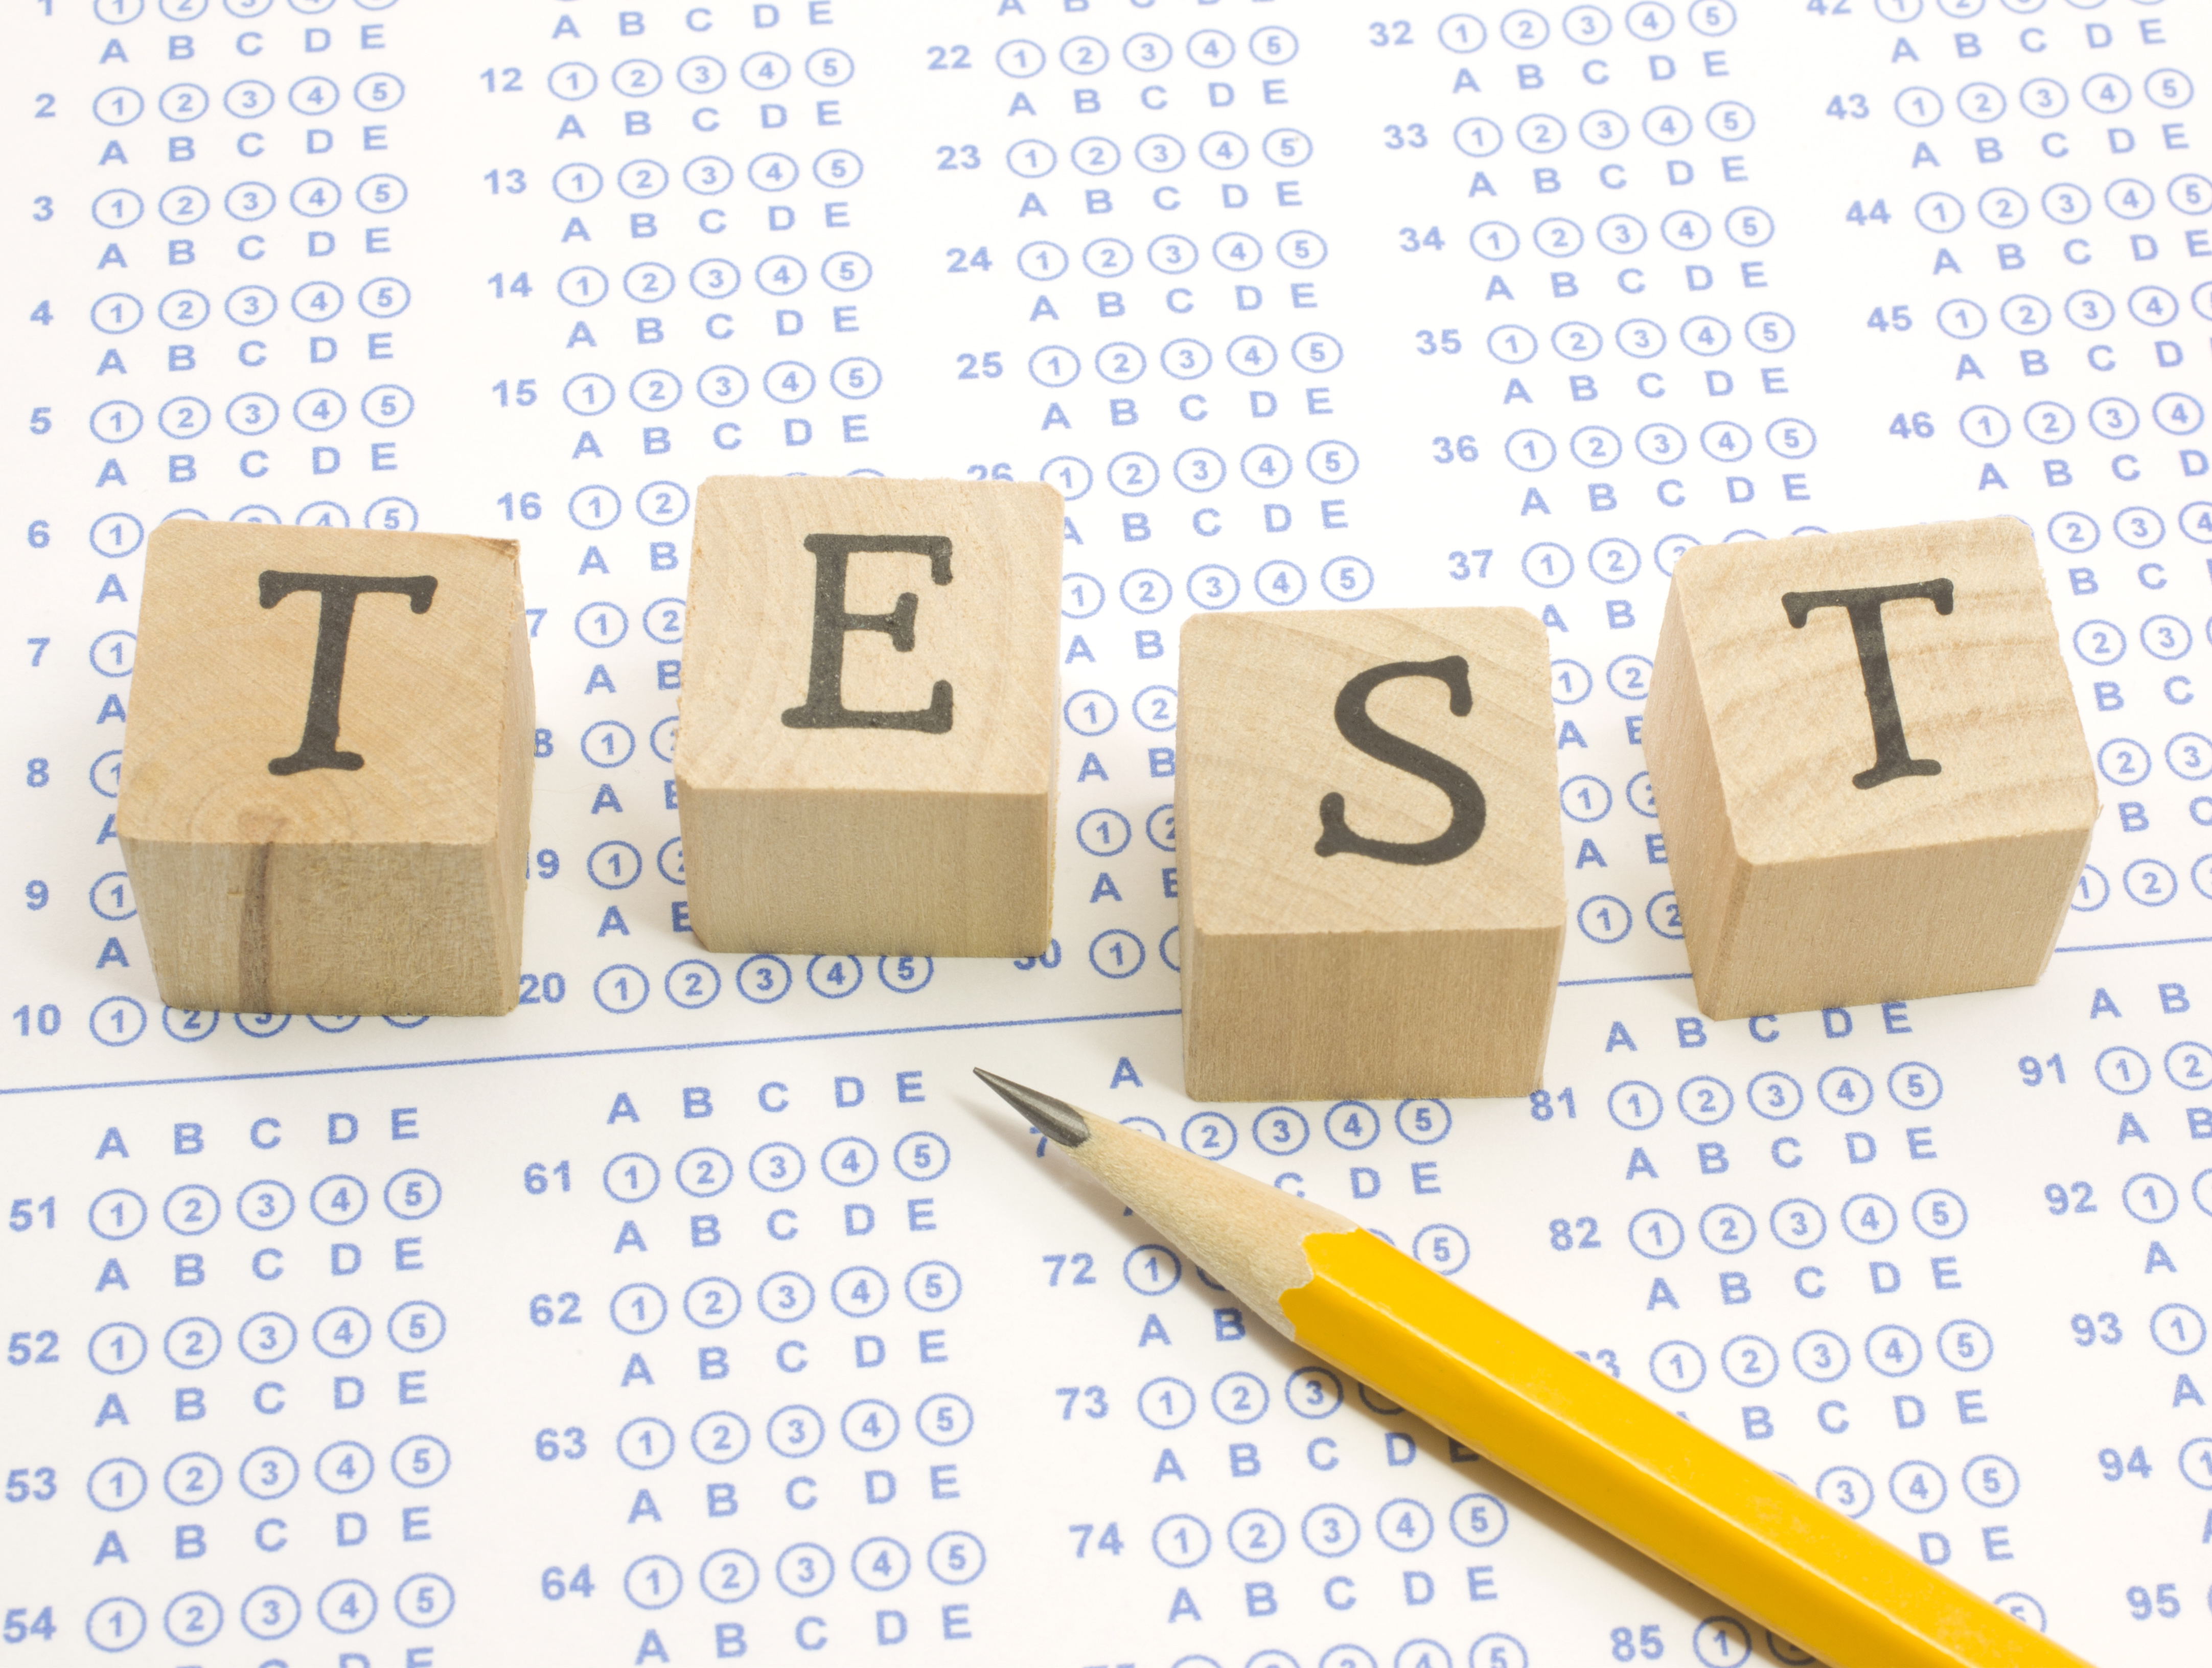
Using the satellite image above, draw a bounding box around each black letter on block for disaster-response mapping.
[781,535,954,733]
[1316,656,1486,866]
[1781,580,1954,789]
[259,571,437,775]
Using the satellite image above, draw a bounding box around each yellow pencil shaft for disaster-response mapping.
[1280,1230,2092,1668]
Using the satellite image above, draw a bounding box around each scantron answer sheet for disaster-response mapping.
[2,2,2209,1666]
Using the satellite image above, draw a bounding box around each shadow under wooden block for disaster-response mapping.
[675,477,1062,957]
[119,521,535,1016]
[1178,609,1565,1101]
[1644,518,2096,1020]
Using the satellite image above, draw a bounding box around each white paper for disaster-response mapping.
[4,2,2208,1664]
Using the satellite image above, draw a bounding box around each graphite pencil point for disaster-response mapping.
[972,1067,1092,1149]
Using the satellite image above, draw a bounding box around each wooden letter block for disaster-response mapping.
[676,477,1061,956]
[120,521,536,1015]
[1644,518,2096,1019]
[1178,609,1565,1101]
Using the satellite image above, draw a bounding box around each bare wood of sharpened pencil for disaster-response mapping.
[972,1070,2091,1668]
[980,1069,1359,1334]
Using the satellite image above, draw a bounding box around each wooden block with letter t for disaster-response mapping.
[675,476,1062,957]
[1643,517,2096,1020]
[1177,609,1565,1101]
[119,520,536,1016]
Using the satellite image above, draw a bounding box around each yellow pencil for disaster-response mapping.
[974,1069,2091,1668]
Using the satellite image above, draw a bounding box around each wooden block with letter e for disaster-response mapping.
[1644,517,2096,1020]
[1177,609,1565,1101]
[119,520,536,1016]
[675,476,1061,957]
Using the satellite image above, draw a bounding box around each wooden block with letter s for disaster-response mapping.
[1643,517,2096,1019]
[119,520,536,1016]
[675,476,1062,957]
[1177,609,1565,1101]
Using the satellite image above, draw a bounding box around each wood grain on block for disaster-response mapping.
[675,477,1062,956]
[1644,518,2096,1020]
[119,521,535,1016]
[1177,609,1565,1101]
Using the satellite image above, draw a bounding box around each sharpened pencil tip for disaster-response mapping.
[973,1068,1092,1149]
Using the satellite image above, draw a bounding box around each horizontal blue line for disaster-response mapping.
[0,1008,1185,1100]
[1562,933,2212,984]
[1560,935,2212,986]
[2055,934,2212,955]
[36,931,2188,1098]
